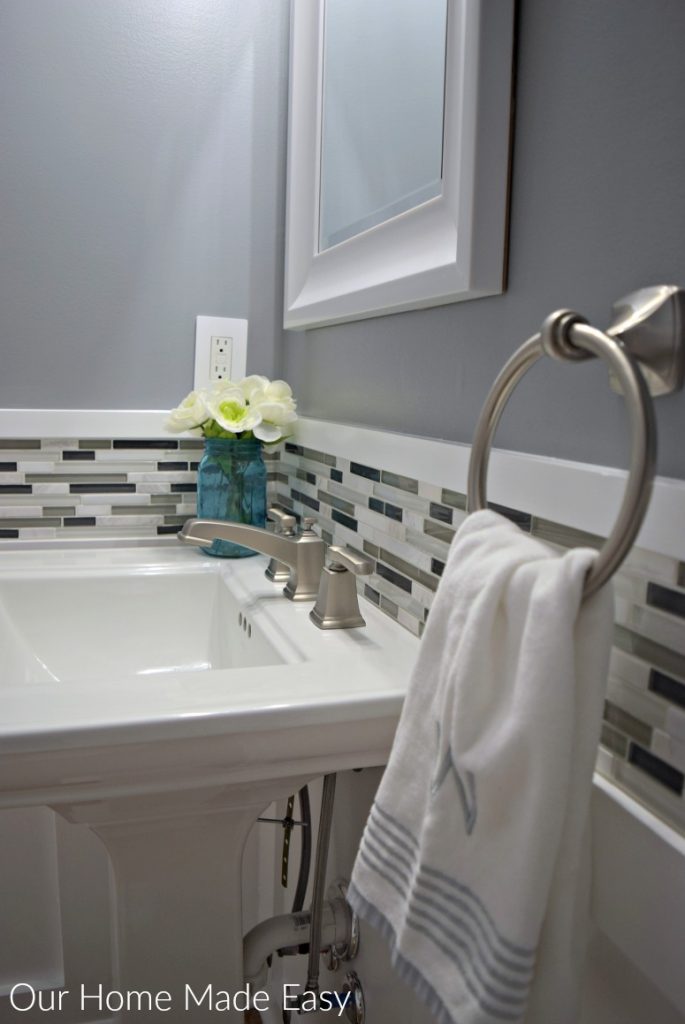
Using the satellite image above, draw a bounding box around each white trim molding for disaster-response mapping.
[0,409,172,439]
[283,0,515,329]
[293,417,685,561]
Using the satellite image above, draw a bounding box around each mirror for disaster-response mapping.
[318,0,447,252]
[284,0,515,330]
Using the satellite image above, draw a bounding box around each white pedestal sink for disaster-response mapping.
[0,544,417,1020]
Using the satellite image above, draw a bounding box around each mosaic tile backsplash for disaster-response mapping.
[273,441,685,835]
[1,435,684,834]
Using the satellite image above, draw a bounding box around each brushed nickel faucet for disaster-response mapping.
[178,515,325,601]
[310,546,372,629]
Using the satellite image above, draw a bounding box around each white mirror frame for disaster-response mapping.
[284,0,515,330]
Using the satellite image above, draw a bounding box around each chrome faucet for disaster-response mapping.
[178,515,325,601]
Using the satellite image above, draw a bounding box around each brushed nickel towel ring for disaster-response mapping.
[467,286,685,598]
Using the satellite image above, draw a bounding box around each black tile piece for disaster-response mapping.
[170,483,197,493]
[113,439,179,449]
[647,582,685,620]
[431,558,445,577]
[331,509,358,532]
[291,488,320,512]
[628,743,684,795]
[364,585,381,606]
[384,502,403,522]
[63,450,95,461]
[0,485,32,494]
[158,462,188,471]
[648,669,685,709]
[64,517,97,527]
[368,497,385,515]
[157,524,183,535]
[429,502,453,524]
[0,529,19,538]
[285,442,304,455]
[376,561,412,594]
[487,502,532,531]
[189,461,200,471]
[351,462,381,482]
[0,462,18,472]
[70,483,136,494]
[330,469,343,483]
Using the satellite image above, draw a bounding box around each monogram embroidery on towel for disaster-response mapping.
[431,722,477,835]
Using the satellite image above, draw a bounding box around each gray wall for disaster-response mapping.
[282,0,685,480]
[0,0,289,409]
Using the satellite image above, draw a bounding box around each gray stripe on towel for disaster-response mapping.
[349,880,526,1024]
[372,802,537,960]
[364,820,533,984]
[358,843,528,1018]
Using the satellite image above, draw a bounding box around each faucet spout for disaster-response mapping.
[178,518,325,602]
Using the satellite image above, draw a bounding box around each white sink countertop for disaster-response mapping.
[0,543,419,806]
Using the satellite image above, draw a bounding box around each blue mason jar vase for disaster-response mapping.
[195,437,267,557]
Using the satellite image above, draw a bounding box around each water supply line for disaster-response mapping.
[243,774,347,1019]
[305,773,337,998]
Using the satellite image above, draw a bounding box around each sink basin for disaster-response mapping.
[0,541,417,1017]
[0,559,287,685]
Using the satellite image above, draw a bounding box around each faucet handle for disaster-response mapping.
[310,547,371,630]
[267,507,297,534]
[265,507,296,583]
[327,546,372,576]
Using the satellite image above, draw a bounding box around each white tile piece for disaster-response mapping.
[652,729,685,773]
[135,483,173,494]
[621,546,680,586]
[0,507,35,517]
[17,461,60,473]
[128,473,196,483]
[95,515,164,527]
[32,483,70,495]
[609,648,652,692]
[373,481,429,514]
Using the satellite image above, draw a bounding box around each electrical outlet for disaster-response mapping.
[210,336,232,381]
[194,317,248,391]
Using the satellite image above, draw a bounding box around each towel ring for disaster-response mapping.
[467,309,657,598]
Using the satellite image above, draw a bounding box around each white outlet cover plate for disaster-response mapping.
[194,316,248,391]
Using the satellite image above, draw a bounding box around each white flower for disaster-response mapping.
[165,390,210,432]
[250,379,297,430]
[206,386,262,435]
[240,375,270,402]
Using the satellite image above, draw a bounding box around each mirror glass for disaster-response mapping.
[318,0,448,252]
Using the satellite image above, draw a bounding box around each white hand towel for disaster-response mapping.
[349,509,613,1024]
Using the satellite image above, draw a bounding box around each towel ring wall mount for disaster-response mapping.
[467,285,685,597]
